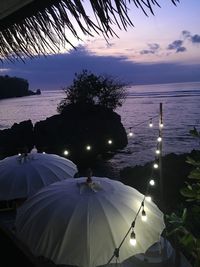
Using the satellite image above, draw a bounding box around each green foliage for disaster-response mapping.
[57,70,126,113]
[166,127,200,266]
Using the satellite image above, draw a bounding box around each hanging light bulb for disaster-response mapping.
[86,145,91,151]
[160,122,164,128]
[18,153,21,156]
[149,118,153,128]
[141,201,147,221]
[155,148,160,155]
[108,139,112,145]
[130,230,136,246]
[149,179,155,186]
[146,196,152,202]
[42,151,46,154]
[63,150,69,156]
[128,127,133,137]
[157,136,162,142]
[153,162,159,169]
[141,209,147,222]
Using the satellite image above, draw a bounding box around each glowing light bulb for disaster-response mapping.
[155,149,160,155]
[63,150,69,156]
[128,127,133,137]
[141,210,147,221]
[130,231,136,246]
[86,145,91,151]
[160,123,164,128]
[157,136,162,142]
[149,118,153,128]
[108,140,112,145]
[128,132,133,137]
[42,151,46,154]
[149,179,155,186]
[146,196,152,202]
[153,163,159,169]
[18,153,21,156]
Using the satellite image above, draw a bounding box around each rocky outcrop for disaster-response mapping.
[34,104,128,165]
[0,120,34,158]
[0,105,128,166]
[0,75,41,99]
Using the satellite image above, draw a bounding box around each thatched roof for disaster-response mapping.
[0,0,179,61]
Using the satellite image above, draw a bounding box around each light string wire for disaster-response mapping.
[106,106,163,265]
[18,113,160,156]
[127,114,159,131]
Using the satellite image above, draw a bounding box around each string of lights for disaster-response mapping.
[61,114,162,156]
[16,109,159,157]
[106,103,164,265]
[17,104,164,264]
[127,114,159,137]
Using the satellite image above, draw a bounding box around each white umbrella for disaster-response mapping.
[0,152,77,200]
[16,177,165,267]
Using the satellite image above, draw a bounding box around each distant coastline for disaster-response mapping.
[0,88,41,100]
[0,75,41,100]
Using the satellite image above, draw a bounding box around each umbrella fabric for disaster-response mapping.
[16,177,165,267]
[0,153,77,200]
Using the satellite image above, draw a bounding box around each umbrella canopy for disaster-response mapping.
[0,152,77,200]
[16,177,165,267]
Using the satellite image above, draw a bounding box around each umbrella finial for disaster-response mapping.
[31,146,38,154]
[86,168,93,183]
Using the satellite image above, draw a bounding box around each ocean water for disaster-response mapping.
[0,82,200,168]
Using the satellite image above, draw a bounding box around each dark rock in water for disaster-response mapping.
[27,89,41,96]
[0,104,127,167]
[35,89,41,95]
[0,120,34,158]
[34,104,128,166]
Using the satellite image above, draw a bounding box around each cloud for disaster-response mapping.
[191,34,200,44]
[1,45,200,89]
[167,40,186,53]
[149,43,160,50]
[182,30,200,44]
[0,68,10,72]
[140,43,160,55]
[167,40,182,49]
[182,30,191,39]
[176,47,187,53]
[140,49,154,55]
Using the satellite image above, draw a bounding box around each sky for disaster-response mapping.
[0,0,200,90]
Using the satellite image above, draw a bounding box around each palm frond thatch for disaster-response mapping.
[0,0,180,61]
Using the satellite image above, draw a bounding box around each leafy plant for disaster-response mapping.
[166,127,200,266]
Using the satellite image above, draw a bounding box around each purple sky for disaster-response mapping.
[0,0,200,90]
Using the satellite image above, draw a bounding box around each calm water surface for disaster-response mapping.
[0,82,200,168]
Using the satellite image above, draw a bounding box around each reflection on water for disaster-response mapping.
[0,82,200,168]
[112,82,200,167]
[0,90,65,129]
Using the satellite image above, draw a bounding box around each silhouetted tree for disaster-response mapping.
[57,70,126,113]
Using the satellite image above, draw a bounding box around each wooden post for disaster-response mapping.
[159,103,164,209]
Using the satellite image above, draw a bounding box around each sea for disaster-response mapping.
[0,81,200,171]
